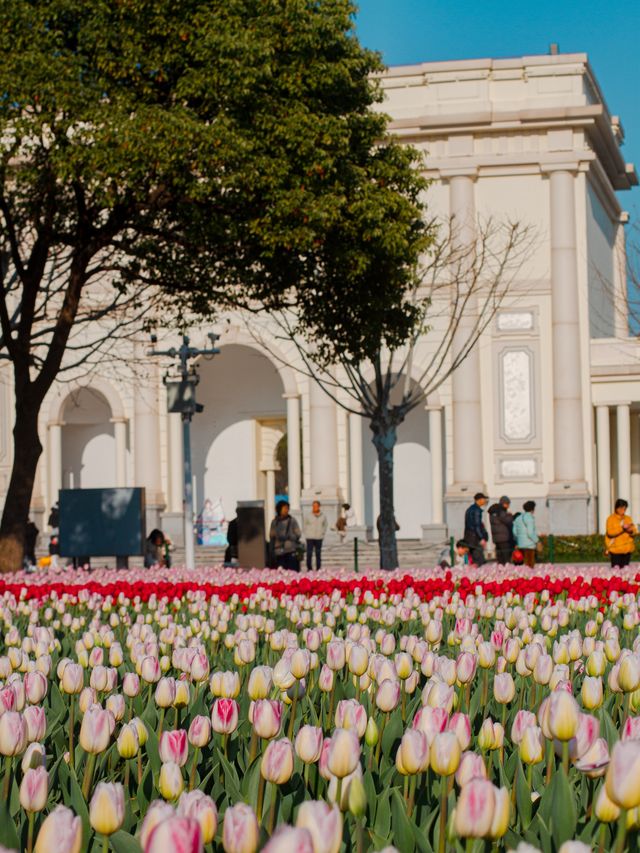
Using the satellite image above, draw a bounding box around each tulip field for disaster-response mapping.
[3,565,640,853]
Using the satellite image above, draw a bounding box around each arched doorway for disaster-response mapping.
[61,388,116,488]
[362,388,433,539]
[191,344,287,528]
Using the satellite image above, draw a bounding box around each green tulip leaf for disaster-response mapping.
[390,788,415,853]
[549,769,576,848]
[0,798,20,851]
[110,830,143,853]
[144,728,161,777]
[374,790,391,840]
[381,713,403,757]
[515,760,532,829]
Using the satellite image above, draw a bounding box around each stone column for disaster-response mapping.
[265,468,276,530]
[112,418,128,488]
[614,217,629,339]
[596,406,611,533]
[347,411,368,541]
[48,423,62,510]
[631,413,640,522]
[284,394,301,516]
[444,171,485,534]
[546,168,590,533]
[303,379,340,539]
[423,405,447,542]
[616,404,631,504]
[134,346,165,531]
[161,413,185,547]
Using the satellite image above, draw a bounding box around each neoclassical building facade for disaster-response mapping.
[1,52,638,546]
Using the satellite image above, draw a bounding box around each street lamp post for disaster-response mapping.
[148,333,220,570]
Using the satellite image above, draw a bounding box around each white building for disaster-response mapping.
[1,52,639,546]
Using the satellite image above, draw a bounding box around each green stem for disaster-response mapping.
[27,812,35,853]
[102,834,109,853]
[328,687,335,731]
[288,692,298,741]
[68,695,75,769]
[2,756,12,801]
[401,681,406,722]
[614,810,627,853]
[137,750,142,785]
[268,783,278,834]
[407,774,417,818]
[158,708,165,738]
[189,747,200,790]
[249,730,258,764]
[82,753,97,800]
[562,740,569,776]
[356,818,365,853]
[257,774,266,823]
[438,779,448,853]
[375,713,388,766]
[336,777,343,810]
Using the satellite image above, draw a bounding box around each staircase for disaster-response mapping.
[168,538,445,571]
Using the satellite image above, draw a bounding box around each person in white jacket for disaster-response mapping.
[303,501,328,571]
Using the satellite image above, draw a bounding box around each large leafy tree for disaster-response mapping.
[0,0,405,571]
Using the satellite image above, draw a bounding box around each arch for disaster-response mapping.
[213,323,300,397]
[46,377,126,425]
[60,387,118,489]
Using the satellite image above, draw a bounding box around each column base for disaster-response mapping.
[345,525,368,543]
[144,494,166,538]
[161,512,185,548]
[546,482,592,534]
[421,523,449,545]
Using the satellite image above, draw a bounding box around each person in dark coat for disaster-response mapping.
[24,520,38,569]
[463,492,489,566]
[488,495,515,565]
[224,517,239,564]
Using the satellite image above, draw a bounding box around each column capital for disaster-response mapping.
[109,417,128,425]
[540,162,581,177]
[282,392,300,400]
[48,421,65,429]
[440,168,478,182]
[424,404,443,412]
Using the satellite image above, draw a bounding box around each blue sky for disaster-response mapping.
[355,0,639,207]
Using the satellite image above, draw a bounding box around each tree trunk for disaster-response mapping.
[372,423,399,570]
[0,389,43,573]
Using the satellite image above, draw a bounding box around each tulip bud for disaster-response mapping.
[398,729,429,775]
[455,751,487,787]
[252,699,282,740]
[174,679,190,709]
[122,673,140,698]
[22,742,46,773]
[581,676,603,711]
[0,711,27,756]
[247,666,272,701]
[376,679,400,713]
[178,790,218,844]
[105,694,125,722]
[20,766,48,813]
[79,707,112,755]
[548,691,580,741]
[34,804,82,853]
[519,726,544,765]
[138,800,175,848]
[159,729,188,767]
[132,717,148,747]
[493,673,515,704]
[347,645,369,677]
[158,761,184,801]
[261,738,294,785]
[145,815,202,853]
[222,802,260,853]
[365,717,379,747]
[430,732,461,776]
[605,740,640,809]
[23,705,46,743]
[155,677,176,709]
[89,782,124,836]
[619,655,640,693]
[60,664,84,696]
[295,726,323,764]
[454,779,496,838]
[211,698,239,735]
[318,666,334,693]
[188,715,211,749]
[116,723,139,759]
[326,728,361,779]
[296,801,343,853]
[595,784,621,823]
[24,672,48,705]
[263,826,313,853]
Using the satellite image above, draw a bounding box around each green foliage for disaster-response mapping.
[539,535,608,563]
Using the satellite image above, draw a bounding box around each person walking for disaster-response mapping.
[463,492,489,566]
[605,498,637,568]
[269,500,302,571]
[513,501,539,568]
[488,495,515,565]
[303,500,328,571]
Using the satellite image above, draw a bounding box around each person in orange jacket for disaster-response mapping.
[605,499,637,568]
